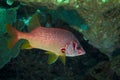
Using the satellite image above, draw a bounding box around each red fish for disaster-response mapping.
[6,24,85,64]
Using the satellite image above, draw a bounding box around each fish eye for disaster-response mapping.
[61,48,66,53]
[77,46,81,49]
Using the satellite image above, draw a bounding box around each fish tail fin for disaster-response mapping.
[6,24,20,49]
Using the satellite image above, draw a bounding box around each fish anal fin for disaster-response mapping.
[59,53,66,65]
[45,51,58,64]
[21,40,32,49]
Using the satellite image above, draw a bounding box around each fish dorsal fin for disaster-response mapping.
[28,10,41,32]
[45,51,58,64]
[21,40,32,49]
[59,53,66,65]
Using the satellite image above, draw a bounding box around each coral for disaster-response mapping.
[75,0,120,54]
[9,0,81,9]
[0,7,18,34]
[0,3,24,69]
[88,61,115,80]
[38,6,88,30]
[111,55,120,75]
[0,35,25,69]
[0,34,10,69]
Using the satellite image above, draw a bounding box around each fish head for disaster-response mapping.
[62,40,85,57]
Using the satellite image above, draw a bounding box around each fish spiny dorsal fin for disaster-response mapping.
[59,53,66,65]
[28,10,41,32]
[45,51,58,64]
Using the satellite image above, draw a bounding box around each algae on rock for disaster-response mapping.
[0,7,17,34]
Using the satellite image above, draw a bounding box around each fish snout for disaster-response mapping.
[77,47,86,55]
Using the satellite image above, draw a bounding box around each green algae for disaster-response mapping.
[0,7,17,34]
[0,36,25,69]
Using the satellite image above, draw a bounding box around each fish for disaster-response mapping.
[6,24,85,64]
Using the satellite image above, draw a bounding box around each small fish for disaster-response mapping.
[6,24,85,64]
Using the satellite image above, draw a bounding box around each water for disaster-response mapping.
[0,0,120,80]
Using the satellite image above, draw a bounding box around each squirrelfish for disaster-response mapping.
[6,25,85,64]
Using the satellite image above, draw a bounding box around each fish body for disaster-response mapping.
[6,25,85,64]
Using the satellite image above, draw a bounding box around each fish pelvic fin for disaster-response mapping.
[6,24,19,49]
[45,51,58,64]
[59,53,66,65]
[21,40,33,49]
[45,51,66,65]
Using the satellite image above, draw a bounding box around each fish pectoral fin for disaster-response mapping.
[46,51,58,64]
[45,51,54,54]
[59,53,66,65]
[21,40,33,49]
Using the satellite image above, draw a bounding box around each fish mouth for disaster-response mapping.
[78,51,85,56]
[82,49,86,55]
[81,51,86,55]
[78,47,86,55]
